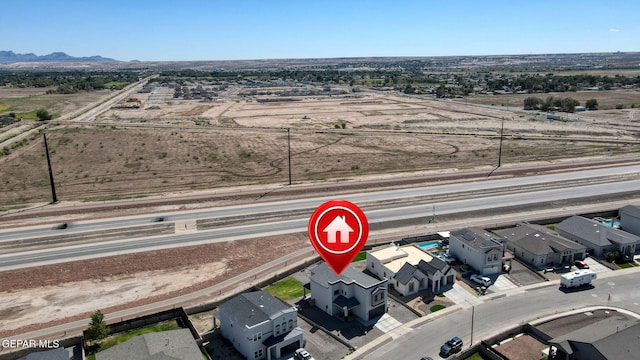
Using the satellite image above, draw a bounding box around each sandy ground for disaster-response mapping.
[0,262,226,332]
[1,84,639,338]
[0,233,307,337]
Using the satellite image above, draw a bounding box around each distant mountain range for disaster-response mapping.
[0,51,118,64]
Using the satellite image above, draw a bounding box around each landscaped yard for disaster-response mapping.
[265,277,304,301]
[617,261,638,269]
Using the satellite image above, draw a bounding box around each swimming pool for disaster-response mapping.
[417,241,441,250]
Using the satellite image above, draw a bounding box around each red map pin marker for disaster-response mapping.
[308,200,369,275]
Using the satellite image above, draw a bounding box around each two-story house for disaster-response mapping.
[309,262,388,323]
[218,290,304,360]
[619,205,640,240]
[449,227,505,275]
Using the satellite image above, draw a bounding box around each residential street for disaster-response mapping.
[354,267,640,359]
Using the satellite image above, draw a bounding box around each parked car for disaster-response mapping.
[438,253,456,264]
[440,336,463,356]
[470,274,491,287]
[574,259,589,269]
[294,348,313,360]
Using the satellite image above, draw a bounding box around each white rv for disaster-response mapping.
[560,269,597,288]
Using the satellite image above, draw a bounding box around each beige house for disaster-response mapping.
[366,244,455,295]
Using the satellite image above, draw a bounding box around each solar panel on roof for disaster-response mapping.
[463,232,475,241]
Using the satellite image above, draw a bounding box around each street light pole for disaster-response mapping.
[471,305,475,346]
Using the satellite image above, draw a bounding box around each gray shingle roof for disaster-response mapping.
[218,290,292,328]
[95,328,202,360]
[557,216,640,247]
[550,316,640,359]
[619,204,640,218]
[496,224,586,256]
[393,262,418,285]
[18,349,69,360]
[310,262,384,289]
[451,227,503,251]
[416,259,438,277]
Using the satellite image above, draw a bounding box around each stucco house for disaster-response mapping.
[495,223,587,269]
[95,328,203,360]
[366,244,455,295]
[449,227,506,275]
[309,262,388,323]
[619,205,640,240]
[556,216,639,259]
[548,316,640,359]
[218,290,304,360]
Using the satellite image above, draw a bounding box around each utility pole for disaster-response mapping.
[488,117,505,177]
[498,117,505,167]
[43,132,58,203]
[287,128,292,185]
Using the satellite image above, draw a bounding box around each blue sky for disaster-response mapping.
[2,0,638,61]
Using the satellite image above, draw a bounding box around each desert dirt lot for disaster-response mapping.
[0,233,307,338]
[1,86,639,338]
[2,90,639,205]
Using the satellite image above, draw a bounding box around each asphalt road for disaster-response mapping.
[2,163,640,242]
[1,174,640,270]
[363,269,640,359]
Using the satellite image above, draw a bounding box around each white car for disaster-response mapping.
[294,348,314,360]
[470,274,491,287]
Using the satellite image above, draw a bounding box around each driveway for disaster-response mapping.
[583,257,612,274]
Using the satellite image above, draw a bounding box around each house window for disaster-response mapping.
[282,322,286,332]
[383,272,386,278]
[372,263,375,268]
[334,289,339,296]
[253,332,262,341]
[493,253,498,261]
[540,258,544,264]
[409,282,415,292]
[288,319,293,330]
[275,324,280,335]
[254,349,263,358]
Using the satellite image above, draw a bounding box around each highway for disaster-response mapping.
[2,163,640,242]
[1,168,640,270]
[361,269,640,360]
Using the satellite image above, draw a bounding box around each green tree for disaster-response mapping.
[523,97,542,110]
[560,97,580,112]
[86,310,109,340]
[585,99,598,110]
[36,108,52,121]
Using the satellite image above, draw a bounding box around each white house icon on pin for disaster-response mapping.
[323,216,354,243]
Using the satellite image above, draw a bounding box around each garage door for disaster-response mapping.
[368,305,385,319]
[280,340,300,356]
